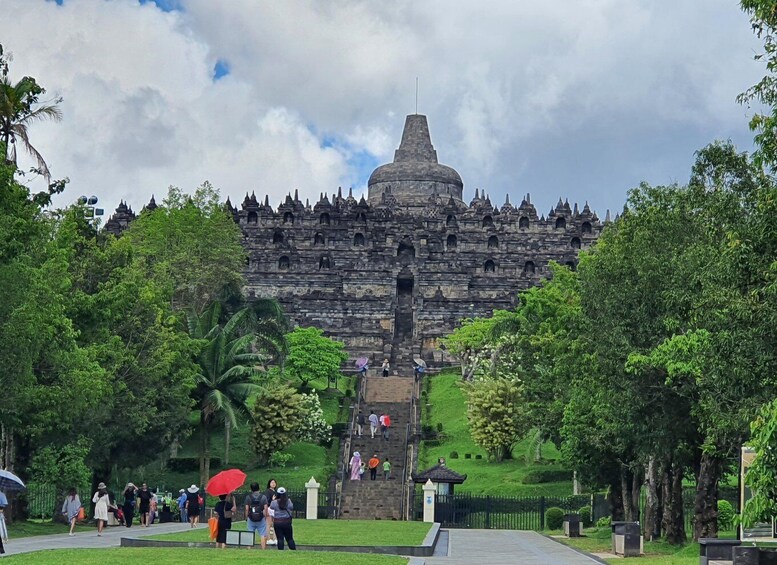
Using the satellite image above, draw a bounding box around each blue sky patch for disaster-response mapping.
[138,0,182,12]
[213,59,231,81]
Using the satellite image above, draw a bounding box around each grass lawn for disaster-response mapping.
[558,526,736,565]
[151,519,432,546]
[420,372,574,496]
[5,520,71,538]
[0,548,408,564]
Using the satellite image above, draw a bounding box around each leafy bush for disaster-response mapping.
[424,439,442,447]
[545,507,565,530]
[578,505,592,527]
[449,451,459,459]
[269,451,293,468]
[718,499,735,529]
[521,469,574,484]
[465,453,472,459]
[436,422,444,432]
[596,516,612,529]
[475,454,483,460]
[168,457,221,472]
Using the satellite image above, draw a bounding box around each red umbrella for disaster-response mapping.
[206,469,247,497]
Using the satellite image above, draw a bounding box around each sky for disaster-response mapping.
[0,0,766,221]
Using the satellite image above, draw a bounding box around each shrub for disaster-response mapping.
[424,439,442,447]
[545,507,565,530]
[436,422,444,432]
[269,451,293,468]
[718,500,735,530]
[168,457,221,473]
[596,516,612,529]
[475,454,482,460]
[465,453,472,459]
[344,388,353,397]
[578,506,592,527]
[449,451,459,459]
[521,469,573,484]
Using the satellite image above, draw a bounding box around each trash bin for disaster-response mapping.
[699,538,739,565]
[563,513,582,537]
[611,521,642,557]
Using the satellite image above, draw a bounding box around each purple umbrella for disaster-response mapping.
[355,357,369,370]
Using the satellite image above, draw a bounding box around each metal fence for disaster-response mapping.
[411,492,592,530]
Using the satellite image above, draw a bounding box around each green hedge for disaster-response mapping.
[545,507,565,530]
[521,469,573,484]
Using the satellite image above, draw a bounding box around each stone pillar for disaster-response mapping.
[423,479,436,523]
[305,477,320,520]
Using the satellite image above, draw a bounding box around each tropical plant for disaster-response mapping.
[188,301,284,484]
[0,44,62,180]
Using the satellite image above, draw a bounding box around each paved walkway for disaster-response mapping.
[2,521,201,556]
[424,529,605,565]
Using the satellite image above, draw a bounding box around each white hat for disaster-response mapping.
[97,482,107,489]
[277,487,287,495]
[179,489,185,493]
[187,484,199,493]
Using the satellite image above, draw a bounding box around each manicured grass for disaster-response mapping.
[558,526,736,565]
[1,548,408,564]
[420,372,574,496]
[6,520,71,538]
[151,519,432,546]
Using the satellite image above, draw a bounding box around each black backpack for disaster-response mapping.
[248,493,266,522]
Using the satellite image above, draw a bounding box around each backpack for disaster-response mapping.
[248,493,266,522]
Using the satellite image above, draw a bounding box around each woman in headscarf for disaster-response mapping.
[92,482,111,537]
[61,487,82,536]
[349,451,362,480]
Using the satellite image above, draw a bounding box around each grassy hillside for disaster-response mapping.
[419,371,574,496]
[130,375,354,493]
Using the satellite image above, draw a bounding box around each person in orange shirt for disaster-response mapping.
[368,454,380,481]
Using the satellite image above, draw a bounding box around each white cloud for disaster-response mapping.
[0,0,764,220]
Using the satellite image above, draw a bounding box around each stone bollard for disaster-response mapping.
[563,513,582,537]
[423,479,436,523]
[733,545,759,565]
[305,476,320,520]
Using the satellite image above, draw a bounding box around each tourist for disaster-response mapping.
[185,484,201,528]
[61,487,82,536]
[359,362,368,377]
[368,410,379,439]
[349,451,362,481]
[356,411,365,437]
[149,491,158,524]
[92,482,111,536]
[264,479,278,546]
[359,462,366,478]
[269,487,296,550]
[0,490,8,544]
[137,483,153,527]
[177,489,188,523]
[414,363,425,379]
[122,483,137,528]
[381,412,391,440]
[383,458,391,481]
[214,493,235,549]
[368,454,380,481]
[382,358,390,377]
[244,482,268,549]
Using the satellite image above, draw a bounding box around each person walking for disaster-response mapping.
[214,493,235,549]
[269,487,296,550]
[176,489,188,523]
[368,454,380,481]
[356,411,365,437]
[264,479,278,546]
[61,488,82,536]
[349,451,362,481]
[381,358,390,377]
[185,485,201,528]
[383,458,392,481]
[0,490,8,545]
[137,483,153,527]
[148,492,158,524]
[92,482,112,536]
[244,482,268,549]
[382,412,391,440]
[368,410,379,439]
[122,483,137,528]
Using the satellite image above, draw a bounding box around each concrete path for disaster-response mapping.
[2,521,202,556]
[424,529,605,565]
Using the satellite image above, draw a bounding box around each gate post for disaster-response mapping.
[305,476,320,520]
[540,496,546,530]
[423,479,436,523]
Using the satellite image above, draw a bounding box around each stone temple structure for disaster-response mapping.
[105,114,605,371]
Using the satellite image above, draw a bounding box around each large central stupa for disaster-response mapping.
[367,114,463,210]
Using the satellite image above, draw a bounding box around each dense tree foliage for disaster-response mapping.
[285,327,347,388]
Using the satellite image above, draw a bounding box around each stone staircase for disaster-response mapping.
[340,376,414,520]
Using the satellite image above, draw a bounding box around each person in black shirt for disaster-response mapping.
[137,483,153,527]
[214,494,235,549]
[122,483,137,528]
[264,478,278,546]
[185,485,201,528]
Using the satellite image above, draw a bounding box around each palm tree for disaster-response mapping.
[0,73,62,181]
[188,300,287,485]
